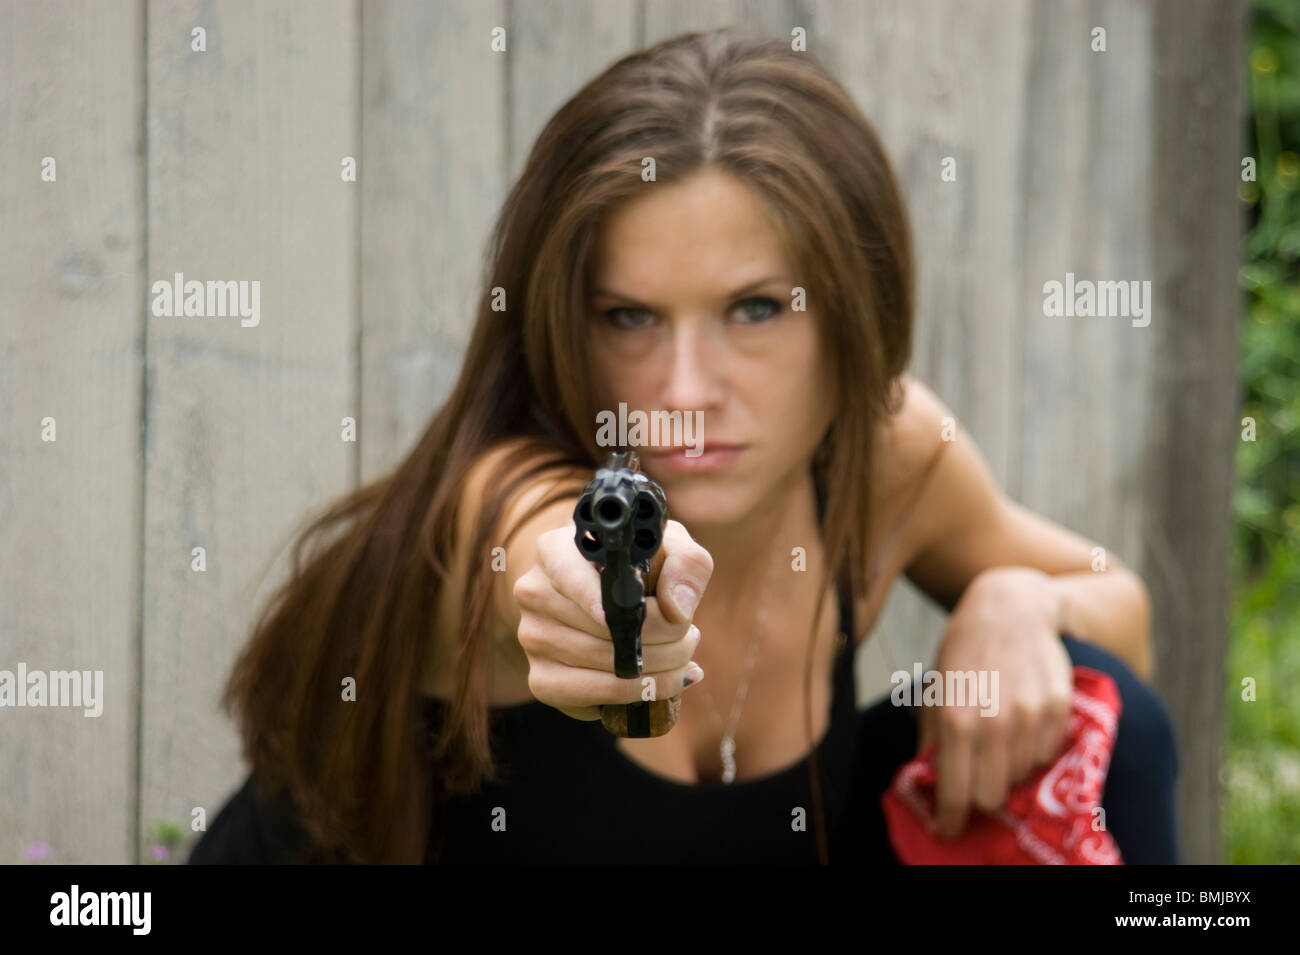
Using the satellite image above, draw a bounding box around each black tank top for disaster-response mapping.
[188,580,861,866]
[425,473,867,863]
[423,576,859,863]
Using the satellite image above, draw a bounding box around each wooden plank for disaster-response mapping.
[141,0,357,863]
[509,1,640,185]
[805,1,1031,700]
[0,0,143,866]
[360,0,637,478]
[1148,0,1243,865]
[642,0,799,47]
[1014,0,1154,580]
[362,0,638,474]
[360,0,507,479]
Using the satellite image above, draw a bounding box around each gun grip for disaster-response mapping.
[599,544,682,737]
[601,697,680,737]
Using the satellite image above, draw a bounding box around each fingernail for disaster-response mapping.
[683,663,704,688]
[673,584,699,620]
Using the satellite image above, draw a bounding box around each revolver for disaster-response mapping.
[573,450,680,738]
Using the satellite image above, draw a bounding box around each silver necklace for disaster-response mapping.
[695,556,776,784]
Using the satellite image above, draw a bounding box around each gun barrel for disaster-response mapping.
[592,482,635,530]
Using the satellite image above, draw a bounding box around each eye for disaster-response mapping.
[732,296,783,324]
[603,307,655,330]
[600,296,784,329]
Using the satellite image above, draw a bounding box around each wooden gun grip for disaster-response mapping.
[599,545,682,737]
[600,696,680,737]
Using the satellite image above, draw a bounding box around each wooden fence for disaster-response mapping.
[0,0,1242,864]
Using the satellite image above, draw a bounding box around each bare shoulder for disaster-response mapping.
[879,374,1015,611]
[863,374,967,583]
[870,374,954,510]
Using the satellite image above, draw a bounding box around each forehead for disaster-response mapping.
[589,168,792,288]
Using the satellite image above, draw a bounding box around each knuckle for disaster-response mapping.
[515,617,543,654]
[942,709,978,739]
[535,527,575,572]
[513,566,543,603]
[1010,698,1037,729]
[665,521,714,573]
[526,665,549,701]
[984,718,1013,743]
[664,519,690,542]
[689,542,715,578]
[1046,696,1072,722]
[677,546,714,582]
[537,525,567,550]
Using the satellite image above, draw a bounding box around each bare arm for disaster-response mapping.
[893,376,1154,679]
[426,438,589,704]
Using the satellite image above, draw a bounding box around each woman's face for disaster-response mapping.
[585,166,836,530]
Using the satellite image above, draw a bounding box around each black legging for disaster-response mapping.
[843,632,1181,864]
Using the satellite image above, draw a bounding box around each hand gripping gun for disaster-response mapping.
[572,450,680,738]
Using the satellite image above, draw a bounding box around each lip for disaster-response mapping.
[642,444,746,473]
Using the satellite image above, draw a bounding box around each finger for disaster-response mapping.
[1034,665,1075,766]
[1034,693,1073,767]
[934,713,976,838]
[522,549,694,646]
[972,720,1011,814]
[513,563,608,640]
[1011,724,1038,784]
[533,527,610,631]
[915,700,935,757]
[553,703,602,722]
[528,658,704,710]
[1009,700,1039,782]
[642,623,700,670]
[654,520,714,624]
[640,592,698,645]
[518,615,700,674]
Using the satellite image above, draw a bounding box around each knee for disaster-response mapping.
[1116,674,1180,787]
[1058,633,1179,783]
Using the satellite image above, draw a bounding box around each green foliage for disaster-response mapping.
[143,819,186,864]
[1226,0,1300,864]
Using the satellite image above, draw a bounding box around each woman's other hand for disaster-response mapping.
[915,567,1074,839]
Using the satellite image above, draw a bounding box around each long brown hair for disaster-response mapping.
[221,28,914,864]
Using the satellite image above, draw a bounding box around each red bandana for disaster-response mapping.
[881,666,1124,865]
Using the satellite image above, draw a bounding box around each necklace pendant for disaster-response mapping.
[720,735,736,784]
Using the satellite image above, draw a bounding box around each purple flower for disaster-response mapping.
[150,844,170,861]
[25,841,51,862]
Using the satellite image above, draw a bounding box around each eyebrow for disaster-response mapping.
[590,275,786,305]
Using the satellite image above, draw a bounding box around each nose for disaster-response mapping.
[660,318,723,414]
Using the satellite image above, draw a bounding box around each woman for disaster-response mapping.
[189,29,1178,865]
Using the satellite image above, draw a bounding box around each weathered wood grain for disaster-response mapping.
[139,0,357,864]
[0,0,143,865]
